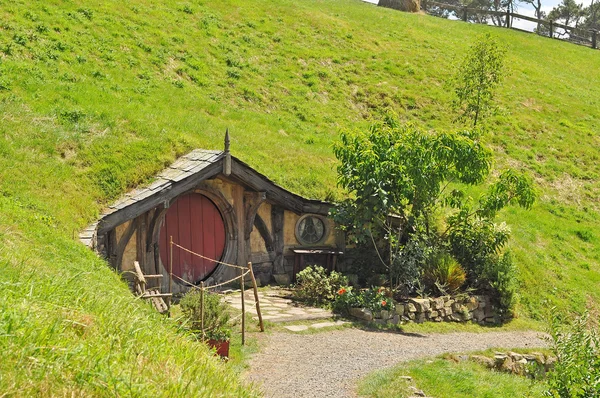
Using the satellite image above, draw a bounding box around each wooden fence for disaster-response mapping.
[421,0,599,50]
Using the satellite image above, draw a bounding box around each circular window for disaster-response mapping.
[295,215,328,245]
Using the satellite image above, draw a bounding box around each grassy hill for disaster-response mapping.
[1,0,599,393]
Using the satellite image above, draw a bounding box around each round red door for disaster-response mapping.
[159,193,226,284]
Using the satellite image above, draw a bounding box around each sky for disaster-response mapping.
[363,0,595,32]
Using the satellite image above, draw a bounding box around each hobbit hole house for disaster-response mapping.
[80,134,344,295]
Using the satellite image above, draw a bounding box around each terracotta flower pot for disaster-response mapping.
[207,339,230,357]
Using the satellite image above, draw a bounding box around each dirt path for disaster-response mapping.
[245,328,548,398]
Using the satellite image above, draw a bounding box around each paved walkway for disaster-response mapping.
[222,287,334,323]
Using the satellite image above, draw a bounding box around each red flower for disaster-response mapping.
[338,288,347,295]
[381,300,387,307]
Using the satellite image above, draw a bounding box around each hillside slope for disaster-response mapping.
[0,0,599,392]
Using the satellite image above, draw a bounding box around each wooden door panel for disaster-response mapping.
[159,193,226,284]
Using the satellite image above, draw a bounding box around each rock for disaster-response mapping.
[410,298,430,312]
[349,307,373,322]
[494,354,508,367]
[273,273,291,286]
[465,296,479,311]
[431,297,445,310]
[445,306,453,316]
[449,314,462,322]
[472,308,485,322]
[381,310,390,320]
[399,375,412,381]
[509,352,524,361]
[452,302,462,312]
[408,312,416,320]
[395,304,405,315]
[470,355,495,368]
[499,356,515,373]
[433,316,442,322]
[445,299,455,308]
[407,303,417,313]
[392,315,400,324]
[415,313,426,323]
[409,386,426,397]
[429,310,439,318]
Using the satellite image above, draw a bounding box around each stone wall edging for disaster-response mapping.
[349,295,500,325]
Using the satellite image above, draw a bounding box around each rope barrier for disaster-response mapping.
[171,270,250,291]
[171,242,247,270]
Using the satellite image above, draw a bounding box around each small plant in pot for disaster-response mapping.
[180,289,232,358]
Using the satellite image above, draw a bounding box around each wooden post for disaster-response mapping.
[505,10,510,28]
[200,281,205,340]
[241,271,246,346]
[462,7,468,22]
[549,20,554,38]
[169,235,174,309]
[592,30,598,49]
[248,262,264,332]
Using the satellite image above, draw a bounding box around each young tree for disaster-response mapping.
[453,33,507,127]
[332,115,535,302]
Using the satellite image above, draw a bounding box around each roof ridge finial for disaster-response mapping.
[224,128,230,154]
[223,128,231,176]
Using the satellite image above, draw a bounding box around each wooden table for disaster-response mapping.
[292,248,344,281]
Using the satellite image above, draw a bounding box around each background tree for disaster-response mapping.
[548,0,586,34]
[519,0,545,31]
[453,33,507,127]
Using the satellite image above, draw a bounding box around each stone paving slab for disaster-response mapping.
[223,288,334,323]
[310,321,348,329]
[284,325,309,332]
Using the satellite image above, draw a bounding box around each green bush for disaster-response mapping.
[293,265,348,306]
[449,218,517,315]
[547,311,600,397]
[483,252,518,316]
[180,289,231,341]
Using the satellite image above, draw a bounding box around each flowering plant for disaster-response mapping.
[332,286,394,314]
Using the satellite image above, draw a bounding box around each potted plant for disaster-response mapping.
[180,289,232,358]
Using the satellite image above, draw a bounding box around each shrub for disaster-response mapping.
[547,311,600,397]
[423,251,466,294]
[294,265,348,306]
[483,252,518,316]
[180,289,231,341]
[333,286,394,315]
[449,218,517,315]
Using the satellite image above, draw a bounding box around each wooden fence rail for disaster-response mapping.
[421,0,599,49]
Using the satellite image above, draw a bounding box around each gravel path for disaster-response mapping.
[246,329,548,398]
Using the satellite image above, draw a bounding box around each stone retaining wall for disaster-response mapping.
[350,295,499,325]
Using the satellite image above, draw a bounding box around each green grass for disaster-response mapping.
[358,357,548,398]
[1,0,600,393]
[0,198,256,396]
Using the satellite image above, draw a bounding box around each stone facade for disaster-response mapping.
[351,295,500,325]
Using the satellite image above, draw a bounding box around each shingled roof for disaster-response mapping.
[80,148,331,248]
